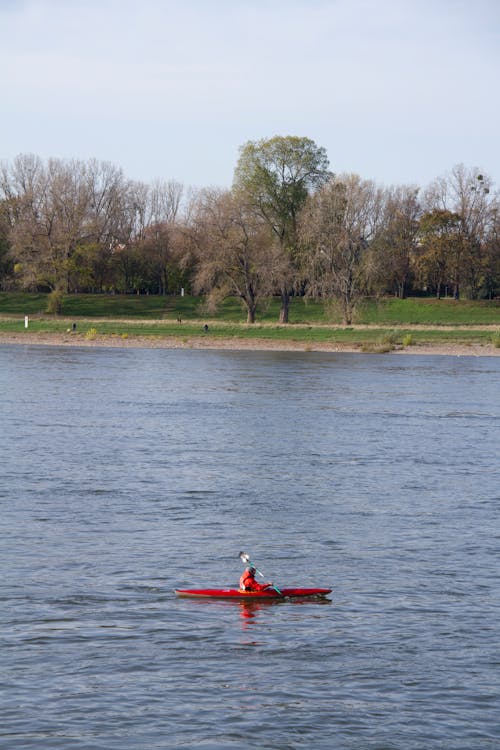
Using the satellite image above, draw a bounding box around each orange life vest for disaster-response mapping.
[239,569,270,592]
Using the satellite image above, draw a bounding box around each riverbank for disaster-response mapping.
[1,330,499,356]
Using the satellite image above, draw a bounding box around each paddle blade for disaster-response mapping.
[239,551,250,564]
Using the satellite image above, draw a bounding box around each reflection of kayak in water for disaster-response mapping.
[174,587,332,600]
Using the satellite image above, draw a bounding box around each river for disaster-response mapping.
[1,345,499,749]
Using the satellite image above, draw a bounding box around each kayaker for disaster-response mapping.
[239,565,274,592]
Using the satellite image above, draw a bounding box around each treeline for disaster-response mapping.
[1,137,499,323]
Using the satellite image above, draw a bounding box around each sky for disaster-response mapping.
[1,0,499,191]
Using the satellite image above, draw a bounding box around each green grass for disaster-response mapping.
[357,297,500,325]
[0,293,49,315]
[0,293,499,350]
[0,316,496,349]
[1,292,499,325]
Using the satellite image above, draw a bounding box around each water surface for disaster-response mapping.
[1,345,499,749]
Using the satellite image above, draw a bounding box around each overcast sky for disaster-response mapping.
[1,0,499,190]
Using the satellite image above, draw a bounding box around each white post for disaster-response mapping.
[25,315,29,329]
[181,287,185,297]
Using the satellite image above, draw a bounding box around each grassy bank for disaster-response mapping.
[1,292,500,325]
[0,292,499,350]
[0,317,498,350]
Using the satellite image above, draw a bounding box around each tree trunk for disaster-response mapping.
[246,305,256,324]
[342,295,353,325]
[279,288,290,323]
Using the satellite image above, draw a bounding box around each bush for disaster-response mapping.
[85,327,98,340]
[492,331,500,348]
[46,290,64,315]
[381,329,402,346]
[361,330,404,353]
[402,333,414,347]
[360,339,394,353]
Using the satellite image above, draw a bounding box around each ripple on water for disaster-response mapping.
[1,346,499,749]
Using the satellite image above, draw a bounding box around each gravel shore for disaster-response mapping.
[1,331,499,357]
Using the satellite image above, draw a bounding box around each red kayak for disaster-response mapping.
[175,587,332,600]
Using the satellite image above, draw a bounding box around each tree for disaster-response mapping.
[110,243,149,293]
[300,174,383,324]
[68,242,114,292]
[147,179,184,226]
[416,210,462,298]
[0,155,132,293]
[233,135,331,322]
[423,165,497,298]
[370,185,421,298]
[0,197,14,288]
[108,178,187,295]
[0,154,46,290]
[190,189,275,323]
[482,204,500,299]
[453,167,495,299]
[83,159,128,256]
[136,221,188,295]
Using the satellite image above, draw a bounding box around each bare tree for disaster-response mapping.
[190,188,275,323]
[483,203,500,298]
[423,165,496,298]
[136,179,185,294]
[0,154,47,290]
[369,185,421,298]
[84,159,127,243]
[300,174,383,324]
[415,210,462,298]
[148,179,184,225]
[0,155,132,293]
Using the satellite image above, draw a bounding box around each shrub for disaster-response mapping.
[360,339,394,353]
[361,329,405,353]
[46,290,64,315]
[402,333,413,347]
[381,329,402,346]
[492,331,500,348]
[85,327,98,340]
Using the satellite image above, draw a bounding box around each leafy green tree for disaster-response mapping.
[139,222,180,295]
[110,243,150,293]
[233,136,331,322]
[68,242,114,292]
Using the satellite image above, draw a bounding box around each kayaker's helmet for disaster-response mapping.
[248,566,256,574]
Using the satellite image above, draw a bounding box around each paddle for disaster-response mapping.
[238,551,283,596]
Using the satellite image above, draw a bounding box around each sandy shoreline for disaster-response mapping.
[1,331,499,357]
